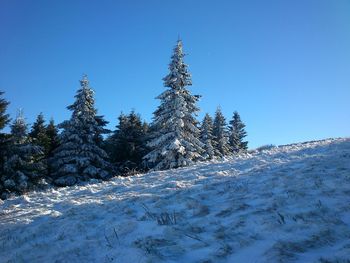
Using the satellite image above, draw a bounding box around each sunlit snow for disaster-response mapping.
[1,138,350,262]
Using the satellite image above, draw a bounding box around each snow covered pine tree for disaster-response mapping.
[50,75,111,186]
[200,113,217,160]
[229,111,248,153]
[1,111,45,199]
[143,39,204,170]
[213,107,231,156]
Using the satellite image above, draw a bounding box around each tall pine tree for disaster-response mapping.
[229,111,248,153]
[213,107,231,156]
[200,113,217,160]
[143,40,204,170]
[1,111,45,199]
[50,75,111,186]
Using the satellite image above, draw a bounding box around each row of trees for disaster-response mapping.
[0,40,248,199]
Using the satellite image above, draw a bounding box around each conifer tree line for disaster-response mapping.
[0,40,248,199]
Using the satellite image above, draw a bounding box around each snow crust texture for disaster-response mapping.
[1,138,350,263]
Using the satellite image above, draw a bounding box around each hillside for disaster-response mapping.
[1,138,350,263]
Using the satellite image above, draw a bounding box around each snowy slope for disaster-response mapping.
[1,138,350,263]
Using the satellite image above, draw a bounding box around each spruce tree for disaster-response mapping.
[213,107,231,156]
[200,113,217,160]
[46,118,59,158]
[0,92,10,161]
[45,118,59,177]
[50,75,111,186]
[0,91,10,131]
[107,111,148,173]
[106,113,128,167]
[29,113,50,156]
[229,111,248,153]
[143,39,204,170]
[125,111,148,168]
[107,113,127,165]
[94,115,110,147]
[0,91,10,198]
[1,111,45,199]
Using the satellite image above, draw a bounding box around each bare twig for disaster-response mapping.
[277,212,285,225]
[104,230,113,248]
[184,233,208,245]
[113,227,120,245]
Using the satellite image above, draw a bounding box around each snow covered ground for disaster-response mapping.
[1,138,350,263]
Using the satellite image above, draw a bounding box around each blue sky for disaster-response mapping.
[0,0,349,148]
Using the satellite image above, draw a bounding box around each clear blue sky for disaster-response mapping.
[0,0,349,148]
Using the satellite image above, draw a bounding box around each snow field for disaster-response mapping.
[1,138,350,262]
